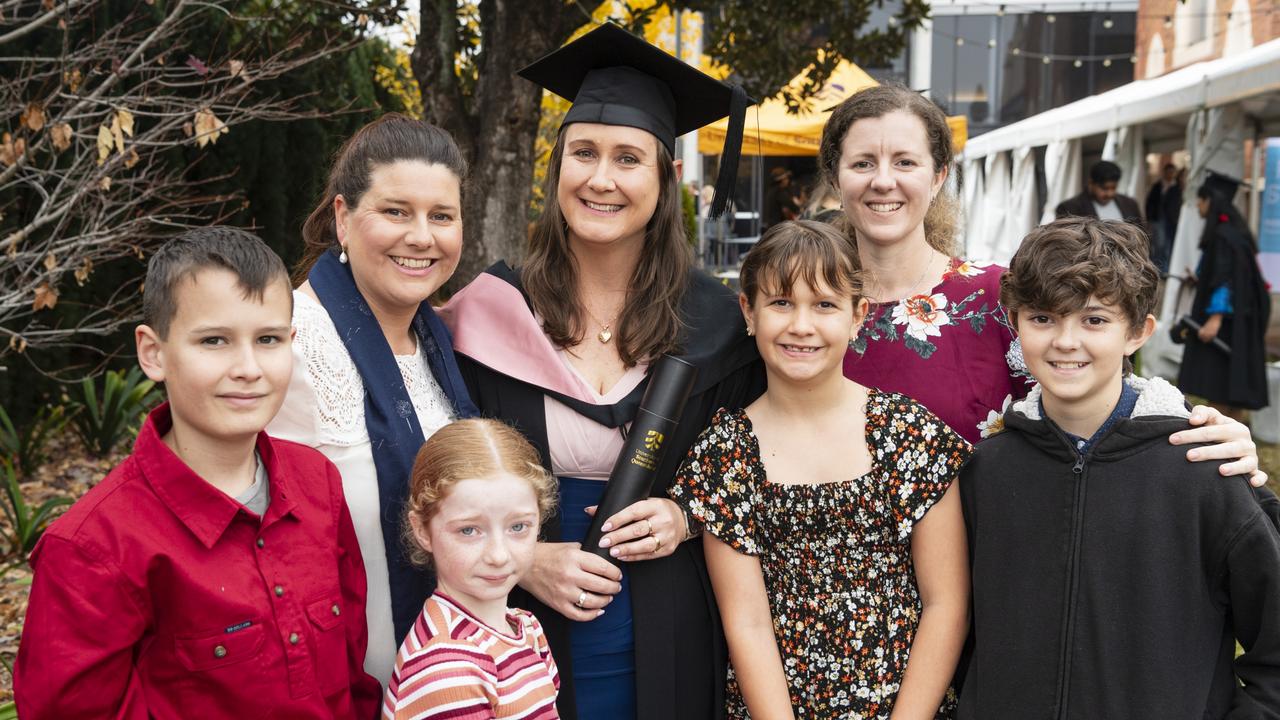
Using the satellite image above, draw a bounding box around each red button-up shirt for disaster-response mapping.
[16,403,381,719]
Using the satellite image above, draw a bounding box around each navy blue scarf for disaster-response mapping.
[309,250,478,643]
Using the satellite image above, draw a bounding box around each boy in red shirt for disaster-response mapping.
[16,227,380,719]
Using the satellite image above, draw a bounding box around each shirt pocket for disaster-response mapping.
[174,620,265,672]
[305,591,350,697]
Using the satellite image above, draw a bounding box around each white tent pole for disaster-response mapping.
[1041,139,1082,225]
[984,152,1012,263]
[1006,146,1038,261]
[963,157,988,260]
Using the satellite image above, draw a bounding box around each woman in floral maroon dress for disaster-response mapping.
[821,85,1264,473]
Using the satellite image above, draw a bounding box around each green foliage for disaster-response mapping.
[682,184,699,248]
[1,459,72,561]
[668,0,926,112]
[0,403,71,478]
[68,368,161,457]
[0,700,15,720]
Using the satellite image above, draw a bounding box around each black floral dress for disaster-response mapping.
[670,390,971,719]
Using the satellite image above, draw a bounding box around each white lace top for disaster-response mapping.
[268,290,454,688]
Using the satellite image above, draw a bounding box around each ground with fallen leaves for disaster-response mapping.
[0,431,128,702]
[1,433,1277,702]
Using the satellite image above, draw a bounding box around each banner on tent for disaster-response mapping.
[1261,138,1280,288]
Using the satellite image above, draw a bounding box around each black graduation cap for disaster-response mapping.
[519,23,752,219]
[1202,170,1242,200]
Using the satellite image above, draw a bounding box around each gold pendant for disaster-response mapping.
[598,327,613,343]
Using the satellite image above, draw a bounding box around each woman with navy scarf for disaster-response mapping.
[269,114,478,688]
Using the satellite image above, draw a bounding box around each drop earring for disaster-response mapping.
[338,246,348,264]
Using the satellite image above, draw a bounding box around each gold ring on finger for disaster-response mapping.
[653,533,663,551]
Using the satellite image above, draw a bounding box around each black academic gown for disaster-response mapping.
[1177,224,1270,410]
[448,263,766,720]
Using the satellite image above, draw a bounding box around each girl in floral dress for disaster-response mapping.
[670,220,970,719]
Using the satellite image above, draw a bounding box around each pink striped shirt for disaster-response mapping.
[383,593,560,719]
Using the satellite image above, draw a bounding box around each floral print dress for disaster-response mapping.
[844,258,1032,444]
[670,391,971,719]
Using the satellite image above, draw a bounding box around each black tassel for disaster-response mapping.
[708,84,750,220]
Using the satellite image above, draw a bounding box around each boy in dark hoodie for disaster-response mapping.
[958,217,1280,719]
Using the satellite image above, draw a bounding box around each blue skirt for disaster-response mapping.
[558,477,637,719]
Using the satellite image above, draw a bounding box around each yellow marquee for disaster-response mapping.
[698,61,968,156]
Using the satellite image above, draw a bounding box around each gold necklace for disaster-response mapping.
[869,252,938,304]
[583,307,618,344]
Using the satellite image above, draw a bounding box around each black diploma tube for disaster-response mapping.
[582,354,698,565]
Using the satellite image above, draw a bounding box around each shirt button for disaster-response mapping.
[288,632,299,645]
[331,604,341,616]
[256,538,264,548]
[213,645,227,658]
[274,585,284,597]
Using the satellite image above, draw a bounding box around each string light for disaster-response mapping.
[995,4,1005,16]
[1046,13,1056,23]
[927,3,1276,69]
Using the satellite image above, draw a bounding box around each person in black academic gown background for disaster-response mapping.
[439,24,762,720]
[1177,172,1270,420]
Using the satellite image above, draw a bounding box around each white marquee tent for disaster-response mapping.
[959,38,1280,385]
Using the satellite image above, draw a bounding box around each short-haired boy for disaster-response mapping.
[16,227,380,718]
[958,217,1280,718]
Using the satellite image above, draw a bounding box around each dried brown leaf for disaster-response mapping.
[193,109,227,148]
[109,115,125,154]
[96,125,112,165]
[182,122,194,138]
[42,0,54,9]
[64,69,82,93]
[43,253,56,272]
[116,109,134,138]
[123,147,140,169]
[229,60,245,78]
[74,259,93,285]
[0,134,20,167]
[98,176,112,191]
[33,284,57,311]
[21,103,46,132]
[49,122,73,152]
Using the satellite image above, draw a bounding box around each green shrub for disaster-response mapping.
[0,403,72,478]
[69,367,161,457]
[682,183,699,249]
[1,459,72,562]
[0,700,15,720]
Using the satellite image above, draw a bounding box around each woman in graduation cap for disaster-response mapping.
[1177,172,1270,419]
[440,23,762,720]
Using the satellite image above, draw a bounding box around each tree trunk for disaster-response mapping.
[414,0,598,293]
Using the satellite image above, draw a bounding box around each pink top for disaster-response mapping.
[545,350,647,479]
[843,259,1032,444]
[382,593,560,719]
[440,272,648,479]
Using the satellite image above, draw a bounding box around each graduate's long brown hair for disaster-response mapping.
[522,129,690,367]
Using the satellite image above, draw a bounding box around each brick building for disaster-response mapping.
[1136,0,1278,78]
